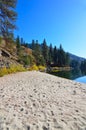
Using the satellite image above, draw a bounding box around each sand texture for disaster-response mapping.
[0,71,86,130]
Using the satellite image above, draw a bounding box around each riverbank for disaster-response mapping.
[0,71,86,130]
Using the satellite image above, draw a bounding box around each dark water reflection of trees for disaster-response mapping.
[49,69,86,80]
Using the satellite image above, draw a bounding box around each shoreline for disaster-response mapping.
[0,71,86,130]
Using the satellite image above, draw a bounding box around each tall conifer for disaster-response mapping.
[0,0,17,38]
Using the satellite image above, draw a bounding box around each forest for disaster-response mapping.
[16,36,70,67]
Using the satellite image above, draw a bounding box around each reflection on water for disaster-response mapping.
[49,69,86,83]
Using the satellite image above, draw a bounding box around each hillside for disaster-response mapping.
[0,38,32,68]
[0,37,86,70]
[68,53,86,62]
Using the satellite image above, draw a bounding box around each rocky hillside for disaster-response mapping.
[0,38,32,68]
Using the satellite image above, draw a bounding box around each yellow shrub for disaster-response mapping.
[38,65,46,72]
[28,65,46,71]
[28,64,39,71]
[15,65,26,72]
[7,65,26,73]
[8,65,16,73]
[0,65,26,77]
[0,67,8,76]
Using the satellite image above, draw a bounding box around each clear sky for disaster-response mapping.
[14,0,86,58]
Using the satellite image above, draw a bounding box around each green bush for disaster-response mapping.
[18,55,35,67]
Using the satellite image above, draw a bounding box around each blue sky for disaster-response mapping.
[15,0,86,58]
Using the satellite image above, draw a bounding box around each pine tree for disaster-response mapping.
[65,53,70,66]
[16,36,21,55]
[31,40,35,50]
[0,0,17,38]
[53,46,58,65]
[32,40,44,65]
[58,44,66,66]
[20,38,24,45]
[42,39,48,63]
[49,43,53,63]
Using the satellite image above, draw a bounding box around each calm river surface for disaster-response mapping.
[49,69,86,84]
[75,76,86,83]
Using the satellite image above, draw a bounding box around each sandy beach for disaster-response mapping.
[0,71,86,130]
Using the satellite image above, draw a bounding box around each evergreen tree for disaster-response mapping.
[16,36,21,55]
[49,43,53,63]
[32,40,45,65]
[70,59,80,69]
[31,40,35,50]
[53,46,58,65]
[57,44,66,66]
[42,39,48,63]
[80,60,86,73]
[0,0,17,38]
[65,53,70,66]
[20,38,24,45]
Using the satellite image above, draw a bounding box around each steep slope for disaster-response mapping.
[0,38,32,67]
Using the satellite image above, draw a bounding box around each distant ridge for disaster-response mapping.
[68,53,86,62]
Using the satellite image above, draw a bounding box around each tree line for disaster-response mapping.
[16,36,70,67]
[16,36,86,73]
[31,39,70,67]
[70,59,86,74]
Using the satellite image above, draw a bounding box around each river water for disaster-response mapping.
[75,76,86,83]
[49,69,86,84]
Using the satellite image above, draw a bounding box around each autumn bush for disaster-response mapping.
[0,65,26,77]
[0,67,8,76]
[0,64,46,77]
[38,65,46,72]
[28,64,39,71]
[28,64,46,71]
